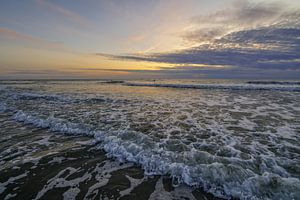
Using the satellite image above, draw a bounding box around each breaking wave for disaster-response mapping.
[10,110,300,200]
[125,82,300,91]
[246,81,300,85]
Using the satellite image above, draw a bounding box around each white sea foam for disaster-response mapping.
[0,172,29,194]
[119,175,145,197]
[9,110,300,199]
[0,103,6,113]
[1,81,299,200]
[14,111,90,135]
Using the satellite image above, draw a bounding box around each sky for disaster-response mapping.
[0,0,299,79]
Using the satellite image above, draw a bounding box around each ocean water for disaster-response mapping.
[0,79,299,200]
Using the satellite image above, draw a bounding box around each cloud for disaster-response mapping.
[5,69,64,75]
[191,1,282,26]
[107,27,300,70]
[72,65,300,79]
[36,0,91,27]
[184,0,284,42]
[0,27,67,51]
[96,1,300,78]
[0,68,82,80]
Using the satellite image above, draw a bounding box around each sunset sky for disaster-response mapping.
[0,0,299,79]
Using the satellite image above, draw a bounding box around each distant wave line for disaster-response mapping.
[125,82,300,92]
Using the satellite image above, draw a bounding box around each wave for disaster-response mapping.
[14,92,74,102]
[2,90,134,107]
[1,89,109,105]
[9,109,300,200]
[0,81,38,85]
[13,111,90,135]
[1,83,299,199]
[98,80,125,84]
[125,82,300,92]
[247,81,300,85]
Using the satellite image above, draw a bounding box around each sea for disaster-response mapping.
[0,79,299,200]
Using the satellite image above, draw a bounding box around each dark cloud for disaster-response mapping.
[106,27,300,70]
[183,28,224,42]
[95,1,300,79]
